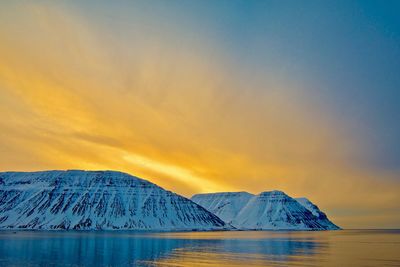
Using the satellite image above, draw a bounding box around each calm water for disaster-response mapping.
[0,230,399,266]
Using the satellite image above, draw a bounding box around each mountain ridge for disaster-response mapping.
[192,190,340,230]
[0,170,230,230]
[0,170,340,231]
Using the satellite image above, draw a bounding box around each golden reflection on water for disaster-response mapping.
[144,230,400,267]
[0,230,399,266]
[145,250,278,267]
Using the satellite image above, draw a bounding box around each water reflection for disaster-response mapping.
[143,231,328,266]
[0,231,185,266]
[0,230,398,266]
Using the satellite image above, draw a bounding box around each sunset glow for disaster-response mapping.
[1,1,400,229]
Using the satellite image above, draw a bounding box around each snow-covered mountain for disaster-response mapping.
[0,170,229,230]
[191,190,340,230]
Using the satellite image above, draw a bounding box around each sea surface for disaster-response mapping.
[0,230,399,266]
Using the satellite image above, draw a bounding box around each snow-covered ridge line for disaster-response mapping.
[192,190,340,230]
[0,170,230,231]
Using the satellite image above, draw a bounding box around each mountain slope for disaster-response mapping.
[191,190,340,230]
[0,170,228,230]
[295,197,340,230]
[191,192,253,223]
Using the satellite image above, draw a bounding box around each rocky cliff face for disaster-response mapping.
[192,190,340,230]
[0,170,228,230]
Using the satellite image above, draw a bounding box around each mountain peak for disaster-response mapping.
[192,191,253,198]
[258,190,287,196]
[192,190,340,230]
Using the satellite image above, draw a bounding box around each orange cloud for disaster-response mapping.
[0,2,399,228]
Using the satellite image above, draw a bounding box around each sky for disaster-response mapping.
[0,0,400,229]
